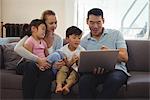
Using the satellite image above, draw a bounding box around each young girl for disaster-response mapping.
[24,19,64,73]
[23,19,50,71]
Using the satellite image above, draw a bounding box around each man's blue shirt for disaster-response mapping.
[80,28,130,76]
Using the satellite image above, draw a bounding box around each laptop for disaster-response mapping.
[78,50,119,73]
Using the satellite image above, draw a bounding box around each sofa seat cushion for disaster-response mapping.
[0,69,23,90]
[126,71,150,98]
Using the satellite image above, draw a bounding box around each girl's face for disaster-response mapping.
[33,24,46,39]
[45,15,57,33]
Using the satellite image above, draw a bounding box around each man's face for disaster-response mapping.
[87,15,104,37]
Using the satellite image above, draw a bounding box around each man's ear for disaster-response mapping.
[103,18,105,24]
[65,37,69,43]
[86,18,88,24]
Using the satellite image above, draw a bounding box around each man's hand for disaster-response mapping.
[93,67,105,75]
[100,45,109,51]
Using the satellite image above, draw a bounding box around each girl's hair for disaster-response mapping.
[21,19,47,37]
[41,10,55,22]
[30,19,46,29]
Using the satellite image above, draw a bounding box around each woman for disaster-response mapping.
[14,10,63,99]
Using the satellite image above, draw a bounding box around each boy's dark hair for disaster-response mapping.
[22,19,47,37]
[87,8,103,19]
[66,26,82,38]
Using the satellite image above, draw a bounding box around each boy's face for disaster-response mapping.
[66,34,82,49]
[33,24,46,39]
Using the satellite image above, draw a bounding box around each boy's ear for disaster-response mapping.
[65,37,69,43]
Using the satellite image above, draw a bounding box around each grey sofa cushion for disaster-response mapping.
[126,71,150,98]
[126,40,150,72]
[2,43,22,70]
[0,45,3,69]
[0,69,22,90]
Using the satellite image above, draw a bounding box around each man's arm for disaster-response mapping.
[118,48,128,63]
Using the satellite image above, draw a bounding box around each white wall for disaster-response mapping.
[1,0,75,38]
[0,0,1,21]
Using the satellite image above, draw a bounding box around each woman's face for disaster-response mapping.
[45,15,57,33]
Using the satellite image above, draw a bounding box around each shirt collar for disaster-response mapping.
[87,28,108,40]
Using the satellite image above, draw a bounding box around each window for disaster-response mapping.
[76,0,149,40]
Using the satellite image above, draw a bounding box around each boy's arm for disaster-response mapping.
[67,55,79,68]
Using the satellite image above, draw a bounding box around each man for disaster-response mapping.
[79,8,130,98]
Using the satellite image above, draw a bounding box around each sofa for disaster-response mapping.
[0,37,150,100]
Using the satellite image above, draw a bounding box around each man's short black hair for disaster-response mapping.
[87,8,103,19]
[66,26,82,38]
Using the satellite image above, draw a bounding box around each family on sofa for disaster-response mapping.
[0,8,149,100]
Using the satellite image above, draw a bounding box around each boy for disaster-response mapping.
[49,26,85,95]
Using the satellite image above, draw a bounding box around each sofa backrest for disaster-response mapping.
[0,45,3,69]
[126,40,150,72]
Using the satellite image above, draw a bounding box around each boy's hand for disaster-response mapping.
[70,54,79,64]
[54,60,66,69]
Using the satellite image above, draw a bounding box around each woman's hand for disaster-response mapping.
[37,57,51,69]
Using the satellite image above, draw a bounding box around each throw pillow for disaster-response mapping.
[2,42,22,70]
[0,37,20,45]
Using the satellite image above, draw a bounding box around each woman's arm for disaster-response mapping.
[14,35,39,62]
[14,35,50,68]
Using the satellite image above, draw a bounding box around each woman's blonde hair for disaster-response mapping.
[41,10,55,22]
